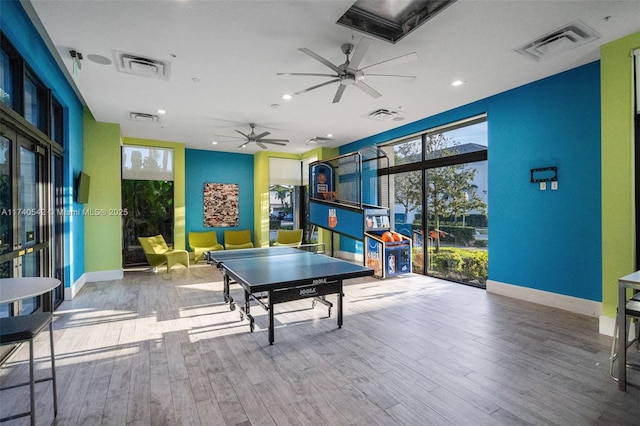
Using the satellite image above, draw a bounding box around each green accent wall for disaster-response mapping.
[123,137,187,250]
[601,32,640,317]
[83,109,122,272]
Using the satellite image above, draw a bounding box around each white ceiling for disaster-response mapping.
[26,1,640,155]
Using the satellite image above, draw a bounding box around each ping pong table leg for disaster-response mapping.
[268,290,275,345]
[223,273,235,310]
[338,282,343,329]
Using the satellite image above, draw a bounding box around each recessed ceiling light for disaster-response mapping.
[451,80,466,86]
[192,77,200,83]
[211,141,218,145]
[271,104,281,109]
[157,109,166,115]
[326,134,333,138]
[282,94,292,100]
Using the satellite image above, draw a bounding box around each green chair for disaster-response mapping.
[138,235,189,272]
[273,229,303,247]
[223,229,254,250]
[189,231,223,263]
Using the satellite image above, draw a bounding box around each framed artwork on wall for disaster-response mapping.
[204,183,239,227]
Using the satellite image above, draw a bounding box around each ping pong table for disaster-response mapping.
[207,247,374,344]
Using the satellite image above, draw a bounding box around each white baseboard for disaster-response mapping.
[65,273,86,300]
[65,269,123,300]
[85,269,123,283]
[600,315,616,337]
[486,279,602,318]
[599,314,638,338]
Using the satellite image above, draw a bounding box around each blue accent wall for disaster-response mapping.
[2,1,85,287]
[185,149,254,247]
[340,62,602,302]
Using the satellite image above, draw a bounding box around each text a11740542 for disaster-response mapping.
[0,208,129,217]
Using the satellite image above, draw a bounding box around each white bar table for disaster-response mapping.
[0,278,61,310]
[617,271,640,391]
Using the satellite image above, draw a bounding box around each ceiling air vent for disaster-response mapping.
[128,112,161,123]
[362,108,405,122]
[114,51,171,80]
[515,20,600,62]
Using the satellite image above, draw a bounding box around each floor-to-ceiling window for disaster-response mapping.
[121,145,175,267]
[268,157,306,244]
[382,115,488,287]
[0,29,65,361]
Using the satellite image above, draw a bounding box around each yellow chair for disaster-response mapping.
[224,229,254,250]
[138,235,189,272]
[189,231,223,263]
[273,229,303,247]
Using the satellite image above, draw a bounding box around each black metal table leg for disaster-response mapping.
[223,273,235,310]
[338,281,343,328]
[269,290,275,345]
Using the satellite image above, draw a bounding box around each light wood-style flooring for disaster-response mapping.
[1,263,639,425]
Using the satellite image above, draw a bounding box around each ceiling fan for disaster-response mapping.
[278,37,417,104]
[214,123,289,149]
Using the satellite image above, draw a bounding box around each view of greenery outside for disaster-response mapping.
[268,185,294,245]
[391,124,488,286]
[122,180,174,266]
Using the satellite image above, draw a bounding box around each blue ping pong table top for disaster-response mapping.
[208,247,374,292]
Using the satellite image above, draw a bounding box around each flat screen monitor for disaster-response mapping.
[76,171,90,203]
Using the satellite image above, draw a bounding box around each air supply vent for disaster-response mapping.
[128,112,161,123]
[362,108,405,121]
[114,51,171,80]
[515,20,600,62]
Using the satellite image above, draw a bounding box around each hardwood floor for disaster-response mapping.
[1,264,639,425]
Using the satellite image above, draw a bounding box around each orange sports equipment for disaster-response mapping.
[381,231,394,242]
[392,232,402,241]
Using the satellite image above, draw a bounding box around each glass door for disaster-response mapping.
[0,124,53,317]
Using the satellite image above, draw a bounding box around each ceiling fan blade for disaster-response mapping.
[299,48,342,74]
[360,52,418,72]
[294,78,340,96]
[354,81,382,99]
[213,134,245,140]
[256,142,268,149]
[349,37,372,70]
[253,131,270,140]
[261,140,288,146]
[235,130,250,139]
[277,72,338,78]
[366,73,416,79]
[332,85,347,104]
[260,138,289,143]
